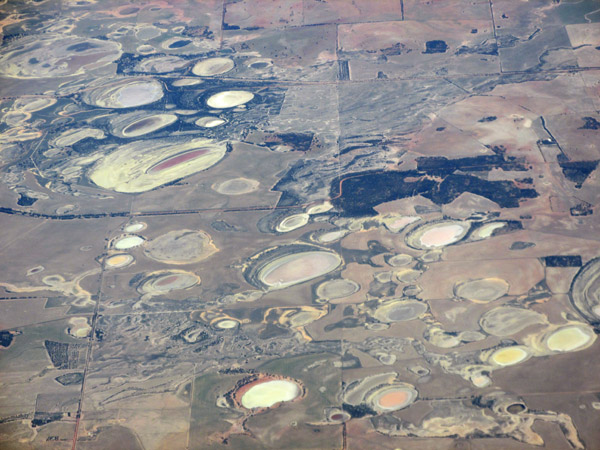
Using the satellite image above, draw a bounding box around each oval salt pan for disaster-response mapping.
[212,178,260,195]
[105,253,134,269]
[276,214,310,233]
[316,278,359,300]
[454,278,509,303]
[405,220,470,250]
[490,346,530,366]
[371,385,418,412]
[138,270,200,294]
[144,229,218,264]
[258,251,342,290]
[195,116,226,128]
[114,235,145,250]
[241,379,301,409]
[120,114,177,137]
[192,57,235,76]
[545,325,595,352]
[206,90,254,109]
[124,222,146,233]
[373,300,428,323]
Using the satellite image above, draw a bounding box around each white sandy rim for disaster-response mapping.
[276,214,309,232]
[216,319,238,329]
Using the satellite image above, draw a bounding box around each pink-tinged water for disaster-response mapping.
[420,224,463,247]
[378,390,409,408]
[263,253,339,286]
[148,149,209,173]
[155,275,179,287]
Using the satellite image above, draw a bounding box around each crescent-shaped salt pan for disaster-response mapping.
[382,215,420,233]
[471,221,508,240]
[51,128,106,147]
[306,201,333,215]
[192,57,235,76]
[13,97,57,113]
[570,257,600,325]
[206,90,254,109]
[344,373,418,413]
[0,34,122,79]
[88,138,227,193]
[82,78,164,109]
[172,79,203,87]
